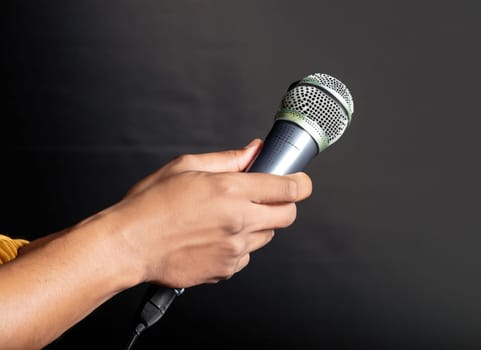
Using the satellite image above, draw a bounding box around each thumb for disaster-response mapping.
[187,138,263,173]
[125,139,263,197]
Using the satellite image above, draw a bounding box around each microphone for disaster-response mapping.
[125,73,354,349]
[247,72,354,175]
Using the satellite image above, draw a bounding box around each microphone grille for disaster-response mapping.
[300,73,354,117]
[276,73,354,151]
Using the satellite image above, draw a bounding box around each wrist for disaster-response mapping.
[71,208,145,292]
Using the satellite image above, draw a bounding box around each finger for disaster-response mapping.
[234,254,251,273]
[245,229,276,254]
[235,172,311,204]
[243,202,298,231]
[286,172,313,201]
[125,139,263,196]
[233,172,299,204]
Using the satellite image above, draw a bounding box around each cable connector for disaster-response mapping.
[125,287,184,350]
[140,287,183,327]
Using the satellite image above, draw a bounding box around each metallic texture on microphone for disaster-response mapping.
[247,73,354,175]
[275,73,354,152]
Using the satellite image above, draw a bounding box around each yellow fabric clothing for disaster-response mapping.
[0,234,30,264]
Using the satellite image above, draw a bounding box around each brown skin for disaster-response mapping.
[0,139,312,349]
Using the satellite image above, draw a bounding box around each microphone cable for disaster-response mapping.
[125,286,184,350]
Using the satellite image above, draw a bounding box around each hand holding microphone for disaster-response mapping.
[125,73,354,348]
[120,140,311,288]
[0,71,352,350]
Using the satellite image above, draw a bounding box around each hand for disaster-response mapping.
[109,139,312,288]
[0,140,312,349]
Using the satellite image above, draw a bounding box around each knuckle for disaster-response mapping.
[220,205,245,233]
[223,237,245,257]
[215,175,239,196]
[228,217,244,234]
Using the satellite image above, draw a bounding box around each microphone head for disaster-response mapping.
[275,73,354,152]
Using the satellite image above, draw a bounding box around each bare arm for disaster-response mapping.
[0,139,312,349]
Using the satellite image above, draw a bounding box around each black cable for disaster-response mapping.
[125,323,146,350]
[125,286,184,350]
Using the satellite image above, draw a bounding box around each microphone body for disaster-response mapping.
[247,120,318,175]
[133,120,315,341]
[127,73,354,349]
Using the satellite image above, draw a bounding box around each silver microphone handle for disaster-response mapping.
[246,120,318,175]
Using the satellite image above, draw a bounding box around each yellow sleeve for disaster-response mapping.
[0,234,30,265]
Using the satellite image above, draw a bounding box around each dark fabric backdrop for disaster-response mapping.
[3,1,481,349]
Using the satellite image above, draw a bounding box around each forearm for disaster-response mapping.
[0,210,140,349]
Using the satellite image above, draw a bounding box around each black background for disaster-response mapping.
[3,1,481,349]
